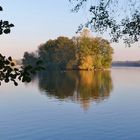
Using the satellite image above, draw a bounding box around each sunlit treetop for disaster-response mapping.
[69,0,140,46]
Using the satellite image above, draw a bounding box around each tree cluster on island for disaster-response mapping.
[1,0,139,85]
[23,29,113,70]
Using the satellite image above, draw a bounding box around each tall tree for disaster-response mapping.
[38,37,76,70]
[74,29,113,69]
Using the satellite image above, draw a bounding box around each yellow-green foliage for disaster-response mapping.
[75,29,113,69]
[78,55,94,70]
[23,29,113,70]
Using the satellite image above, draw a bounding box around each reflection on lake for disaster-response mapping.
[2,68,140,140]
[37,70,113,109]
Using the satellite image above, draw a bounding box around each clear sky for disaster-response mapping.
[0,0,140,61]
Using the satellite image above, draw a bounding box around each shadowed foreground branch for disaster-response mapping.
[0,6,45,85]
[0,53,44,86]
[70,0,140,46]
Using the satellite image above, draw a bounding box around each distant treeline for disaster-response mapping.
[22,29,113,70]
[112,61,140,67]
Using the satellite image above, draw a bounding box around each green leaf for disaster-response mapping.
[4,29,10,34]
[0,6,3,11]
[8,56,12,61]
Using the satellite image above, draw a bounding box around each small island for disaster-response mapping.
[22,29,113,71]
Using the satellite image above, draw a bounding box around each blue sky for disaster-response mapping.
[0,0,140,60]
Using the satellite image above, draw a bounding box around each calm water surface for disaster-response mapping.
[0,68,140,140]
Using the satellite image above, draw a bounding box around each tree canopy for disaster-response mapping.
[69,0,140,46]
[23,29,113,70]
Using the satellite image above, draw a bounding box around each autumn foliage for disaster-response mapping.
[23,29,113,70]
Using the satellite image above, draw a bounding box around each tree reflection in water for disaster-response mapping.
[37,70,113,110]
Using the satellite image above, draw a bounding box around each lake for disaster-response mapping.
[0,68,140,140]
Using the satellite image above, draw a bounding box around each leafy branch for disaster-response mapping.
[0,6,45,85]
[70,0,140,46]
